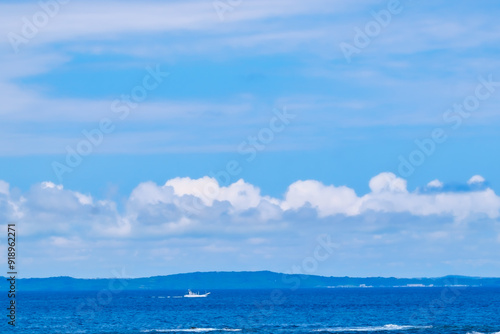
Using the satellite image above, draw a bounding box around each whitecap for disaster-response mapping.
[313,324,433,332]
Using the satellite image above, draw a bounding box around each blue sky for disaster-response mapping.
[0,0,499,278]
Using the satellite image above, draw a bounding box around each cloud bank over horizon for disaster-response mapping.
[2,172,499,278]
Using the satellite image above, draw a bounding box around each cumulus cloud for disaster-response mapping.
[281,180,360,216]
[468,175,486,185]
[280,173,500,220]
[165,177,268,210]
[2,172,499,239]
[1,173,500,277]
[427,179,444,188]
[368,172,408,193]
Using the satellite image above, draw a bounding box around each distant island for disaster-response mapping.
[2,271,500,291]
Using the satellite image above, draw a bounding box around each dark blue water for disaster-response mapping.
[2,288,500,334]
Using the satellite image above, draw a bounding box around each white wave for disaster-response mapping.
[467,332,500,334]
[313,324,433,332]
[142,329,242,333]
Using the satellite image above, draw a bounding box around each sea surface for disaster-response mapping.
[2,287,500,334]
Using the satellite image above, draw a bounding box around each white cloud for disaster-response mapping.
[427,179,443,188]
[361,186,500,220]
[359,174,500,219]
[281,180,360,216]
[41,181,63,190]
[368,172,407,193]
[468,175,486,185]
[2,172,499,241]
[276,173,499,220]
[0,0,372,47]
[165,177,272,211]
[0,180,9,195]
[2,173,500,277]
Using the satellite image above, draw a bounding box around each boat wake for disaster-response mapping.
[142,329,241,333]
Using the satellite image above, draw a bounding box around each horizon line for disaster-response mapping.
[3,270,497,280]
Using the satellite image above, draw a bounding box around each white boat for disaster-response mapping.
[184,289,211,298]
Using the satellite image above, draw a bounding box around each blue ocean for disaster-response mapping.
[3,287,500,334]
